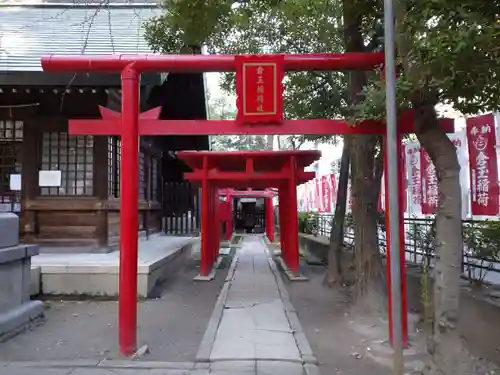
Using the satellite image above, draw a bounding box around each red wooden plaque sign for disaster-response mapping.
[235,55,284,124]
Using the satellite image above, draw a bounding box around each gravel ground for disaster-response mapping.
[284,264,500,375]
[0,263,228,362]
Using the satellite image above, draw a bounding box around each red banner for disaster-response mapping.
[466,114,499,216]
[401,144,407,213]
[308,181,314,211]
[235,55,284,123]
[329,174,337,209]
[321,175,331,212]
[303,184,309,211]
[407,144,422,211]
[420,150,438,214]
[314,178,322,211]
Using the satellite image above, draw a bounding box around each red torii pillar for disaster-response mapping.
[198,156,221,277]
[40,52,454,356]
[265,194,275,243]
[220,190,233,242]
[277,155,300,272]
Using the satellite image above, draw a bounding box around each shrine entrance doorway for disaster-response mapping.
[218,188,276,241]
[234,199,262,234]
[41,51,455,356]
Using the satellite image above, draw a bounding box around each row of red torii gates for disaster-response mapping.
[178,150,320,277]
[217,187,276,244]
[40,52,454,357]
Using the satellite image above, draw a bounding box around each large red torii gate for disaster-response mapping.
[41,52,454,356]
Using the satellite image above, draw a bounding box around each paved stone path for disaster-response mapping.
[210,236,302,362]
[0,236,320,374]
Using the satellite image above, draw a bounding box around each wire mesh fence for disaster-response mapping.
[300,212,500,285]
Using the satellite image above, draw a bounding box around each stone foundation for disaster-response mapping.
[0,213,44,340]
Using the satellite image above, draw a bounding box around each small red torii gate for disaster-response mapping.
[218,188,276,243]
[178,150,320,276]
[40,51,454,356]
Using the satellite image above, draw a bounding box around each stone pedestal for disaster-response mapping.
[0,213,44,340]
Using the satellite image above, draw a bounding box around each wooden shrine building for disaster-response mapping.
[0,0,208,250]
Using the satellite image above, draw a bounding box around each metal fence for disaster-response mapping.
[163,181,200,236]
[307,213,500,284]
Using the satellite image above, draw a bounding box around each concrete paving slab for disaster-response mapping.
[8,360,100,367]
[210,341,256,360]
[98,361,194,369]
[69,369,140,375]
[189,370,210,375]
[0,366,73,375]
[208,236,303,363]
[257,361,305,375]
[210,361,255,373]
[252,300,293,332]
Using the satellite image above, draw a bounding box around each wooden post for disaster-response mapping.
[20,120,39,243]
[94,136,109,248]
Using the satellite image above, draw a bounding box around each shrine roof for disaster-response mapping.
[177,150,321,173]
[0,0,159,72]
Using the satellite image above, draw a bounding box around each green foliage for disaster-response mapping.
[144,0,500,127]
[406,218,500,283]
[211,135,268,151]
[463,220,500,283]
[143,0,374,143]
[208,95,236,120]
[207,94,266,151]
[352,0,500,121]
[406,218,436,267]
[298,212,318,235]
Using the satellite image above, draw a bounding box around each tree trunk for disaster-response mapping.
[324,135,352,286]
[414,104,468,375]
[372,149,384,210]
[342,0,385,304]
[351,135,386,307]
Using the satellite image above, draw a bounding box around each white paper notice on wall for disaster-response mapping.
[9,174,21,191]
[39,170,62,187]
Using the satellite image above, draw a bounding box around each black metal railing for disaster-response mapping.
[301,213,500,284]
[163,181,200,236]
